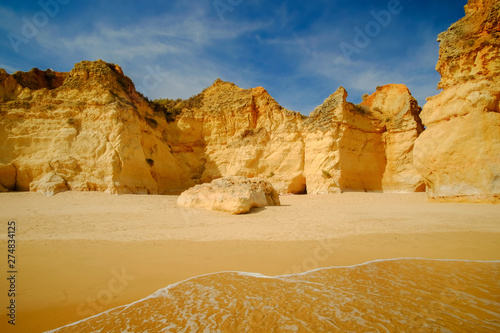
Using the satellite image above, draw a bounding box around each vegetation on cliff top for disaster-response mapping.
[10,68,66,90]
[150,91,205,122]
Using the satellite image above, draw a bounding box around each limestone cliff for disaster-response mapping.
[413,0,500,203]
[0,67,67,102]
[164,79,306,194]
[361,84,425,193]
[0,60,423,196]
[304,87,385,194]
[0,60,185,194]
[304,84,424,194]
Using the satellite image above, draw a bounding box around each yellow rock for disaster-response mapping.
[304,85,424,194]
[0,60,185,195]
[30,171,68,196]
[414,0,500,203]
[0,163,16,191]
[166,80,307,194]
[361,84,425,192]
[177,176,280,214]
[0,61,424,196]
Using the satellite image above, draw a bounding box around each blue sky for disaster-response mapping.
[1,0,467,115]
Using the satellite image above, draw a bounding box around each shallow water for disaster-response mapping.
[49,259,500,332]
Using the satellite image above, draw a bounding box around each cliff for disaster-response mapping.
[413,0,500,203]
[0,60,185,194]
[360,84,425,193]
[304,84,424,194]
[0,60,424,195]
[164,79,307,194]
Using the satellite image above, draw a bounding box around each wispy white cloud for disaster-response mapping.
[0,62,18,73]
[303,50,441,105]
[52,27,180,60]
[135,67,218,100]
[0,6,21,33]
[0,0,461,113]
[33,9,270,67]
[24,6,274,100]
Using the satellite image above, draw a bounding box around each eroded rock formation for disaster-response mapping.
[177,176,281,214]
[304,87,385,194]
[0,163,16,192]
[304,84,424,194]
[164,79,306,194]
[0,60,424,196]
[361,84,425,193]
[413,0,500,203]
[0,60,185,194]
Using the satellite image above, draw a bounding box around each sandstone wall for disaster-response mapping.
[165,80,306,194]
[0,60,185,194]
[413,0,500,203]
[4,1,494,201]
[303,85,424,194]
[0,60,424,196]
[304,87,384,194]
[360,84,425,192]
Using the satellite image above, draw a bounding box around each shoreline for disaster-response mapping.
[3,231,500,332]
[47,258,500,333]
[1,192,499,332]
[48,257,500,333]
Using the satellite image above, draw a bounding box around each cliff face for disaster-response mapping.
[361,84,425,193]
[304,84,424,194]
[304,87,385,194]
[413,0,500,202]
[0,68,67,102]
[0,60,185,194]
[165,80,306,194]
[0,60,423,195]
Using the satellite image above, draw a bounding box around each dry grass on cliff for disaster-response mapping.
[151,91,205,121]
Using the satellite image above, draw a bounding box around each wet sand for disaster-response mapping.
[48,259,500,332]
[0,191,499,332]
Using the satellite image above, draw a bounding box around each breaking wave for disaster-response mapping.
[48,258,500,332]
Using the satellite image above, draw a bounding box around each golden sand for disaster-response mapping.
[0,192,499,332]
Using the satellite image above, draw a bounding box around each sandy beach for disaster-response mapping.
[1,191,500,332]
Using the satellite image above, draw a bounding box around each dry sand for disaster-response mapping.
[0,191,499,332]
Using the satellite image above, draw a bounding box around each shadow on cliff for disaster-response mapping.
[338,132,386,193]
[337,105,387,193]
[162,119,222,194]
